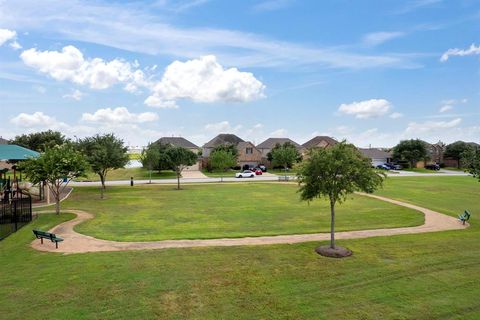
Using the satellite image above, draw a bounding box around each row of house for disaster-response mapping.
[155,134,392,169]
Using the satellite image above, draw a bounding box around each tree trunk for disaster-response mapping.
[149,170,152,184]
[54,184,61,215]
[100,174,105,199]
[329,199,335,249]
[284,164,287,179]
[177,171,181,190]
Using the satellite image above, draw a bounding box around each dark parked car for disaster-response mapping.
[384,163,402,170]
[376,164,390,170]
[425,164,440,170]
[258,164,267,172]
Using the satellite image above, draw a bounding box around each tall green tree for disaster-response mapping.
[165,146,198,190]
[462,148,480,182]
[20,144,88,214]
[77,134,129,198]
[212,144,239,158]
[297,141,384,257]
[444,141,473,168]
[141,143,161,184]
[11,130,68,152]
[392,139,428,168]
[270,142,301,177]
[209,149,237,182]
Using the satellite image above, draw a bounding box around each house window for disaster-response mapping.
[246,147,253,154]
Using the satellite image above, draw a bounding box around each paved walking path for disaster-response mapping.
[31,193,468,254]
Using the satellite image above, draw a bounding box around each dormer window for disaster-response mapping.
[246,147,253,154]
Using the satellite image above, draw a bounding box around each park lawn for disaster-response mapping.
[64,183,423,241]
[201,169,236,178]
[0,176,479,319]
[75,167,177,182]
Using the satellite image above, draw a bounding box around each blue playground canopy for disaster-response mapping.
[0,144,39,161]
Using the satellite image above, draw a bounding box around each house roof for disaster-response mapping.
[256,138,301,149]
[0,144,39,161]
[155,137,199,149]
[203,134,244,148]
[302,136,338,148]
[359,148,392,159]
[0,137,8,145]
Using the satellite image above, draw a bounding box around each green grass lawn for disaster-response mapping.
[201,169,236,178]
[75,167,177,181]
[404,168,442,174]
[63,183,423,241]
[1,177,479,319]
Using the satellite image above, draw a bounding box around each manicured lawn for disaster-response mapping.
[63,183,423,241]
[201,169,236,178]
[1,176,479,319]
[404,168,442,174]
[75,167,177,182]
[269,168,298,175]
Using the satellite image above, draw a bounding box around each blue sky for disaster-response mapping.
[0,0,479,147]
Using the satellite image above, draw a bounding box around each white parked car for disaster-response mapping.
[235,170,255,178]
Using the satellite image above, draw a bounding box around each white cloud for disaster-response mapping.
[362,32,405,46]
[0,1,420,70]
[439,105,452,113]
[9,40,22,50]
[404,118,462,134]
[338,99,392,119]
[270,128,288,137]
[145,55,266,108]
[63,89,84,101]
[0,28,16,47]
[440,43,480,62]
[20,45,147,90]
[389,112,404,119]
[204,120,242,133]
[10,111,57,128]
[81,107,159,124]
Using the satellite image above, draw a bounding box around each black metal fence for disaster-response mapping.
[0,193,33,240]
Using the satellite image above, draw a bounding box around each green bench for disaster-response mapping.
[33,229,64,249]
[458,210,471,225]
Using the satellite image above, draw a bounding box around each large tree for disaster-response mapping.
[297,141,384,258]
[444,141,473,168]
[462,148,480,182]
[392,139,428,168]
[270,142,301,177]
[20,144,88,214]
[141,143,175,171]
[77,134,129,198]
[141,143,161,184]
[209,149,237,182]
[11,130,68,152]
[165,146,198,190]
[212,144,239,158]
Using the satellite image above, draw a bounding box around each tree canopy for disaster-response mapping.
[11,130,68,152]
[297,141,384,256]
[20,144,88,214]
[212,144,239,158]
[165,146,198,189]
[392,139,428,168]
[77,134,129,198]
[209,149,237,181]
[462,148,480,182]
[141,143,161,183]
[444,141,474,168]
[270,142,301,174]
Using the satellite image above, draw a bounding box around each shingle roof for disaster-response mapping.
[302,136,338,148]
[203,134,244,148]
[0,144,39,161]
[256,138,301,149]
[359,148,392,159]
[155,137,199,149]
[0,137,8,145]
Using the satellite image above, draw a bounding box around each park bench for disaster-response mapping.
[33,229,64,249]
[458,210,471,225]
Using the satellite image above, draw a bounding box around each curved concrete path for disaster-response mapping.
[31,193,469,254]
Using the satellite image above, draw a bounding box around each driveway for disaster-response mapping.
[181,170,208,179]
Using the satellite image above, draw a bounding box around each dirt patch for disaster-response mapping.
[315,245,352,258]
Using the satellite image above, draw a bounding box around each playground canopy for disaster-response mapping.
[0,144,39,161]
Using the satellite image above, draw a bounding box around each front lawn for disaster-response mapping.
[63,183,423,241]
[404,168,442,174]
[1,176,479,319]
[201,169,236,178]
[75,167,177,181]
